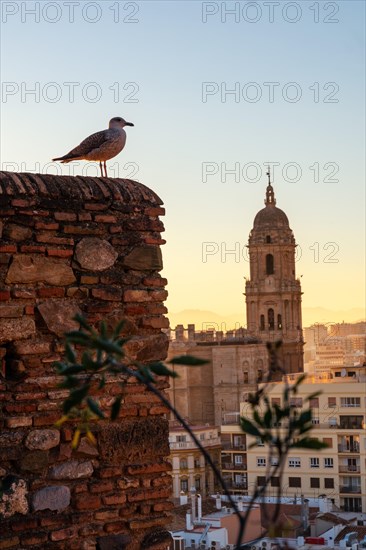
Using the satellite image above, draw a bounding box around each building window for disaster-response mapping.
[310,458,319,468]
[257,476,266,486]
[289,477,301,488]
[234,455,243,465]
[243,371,249,384]
[271,477,280,487]
[256,437,265,447]
[324,458,334,469]
[180,478,188,492]
[328,397,337,407]
[310,478,320,489]
[324,478,334,489]
[266,235,271,243]
[290,397,303,408]
[271,457,279,466]
[340,397,361,408]
[260,315,265,331]
[323,438,333,448]
[268,308,275,330]
[257,457,266,467]
[310,397,320,408]
[200,433,205,440]
[195,477,201,490]
[266,254,274,275]
[289,458,301,468]
[177,435,186,442]
[180,459,188,469]
[277,314,282,329]
[257,369,263,383]
[272,397,281,407]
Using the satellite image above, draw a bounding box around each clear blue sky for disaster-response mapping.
[1,1,365,325]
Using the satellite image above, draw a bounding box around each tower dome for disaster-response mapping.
[253,183,289,228]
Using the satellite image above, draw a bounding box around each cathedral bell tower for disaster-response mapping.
[245,170,304,374]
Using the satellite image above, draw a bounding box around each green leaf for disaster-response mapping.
[291,437,329,450]
[98,375,106,390]
[65,343,77,363]
[149,363,178,378]
[63,386,90,414]
[113,319,125,337]
[240,417,261,437]
[86,397,105,419]
[59,365,85,376]
[263,407,273,429]
[111,396,122,420]
[169,355,209,366]
[294,373,307,388]
[73,314,93,333]
[95,338,123,356]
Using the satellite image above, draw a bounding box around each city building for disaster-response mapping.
[169,424,222,498]
[244,363,366,513]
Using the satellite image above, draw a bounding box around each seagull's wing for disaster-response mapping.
[53,129,113,161]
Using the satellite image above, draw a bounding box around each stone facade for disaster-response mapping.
[0,171,172,549]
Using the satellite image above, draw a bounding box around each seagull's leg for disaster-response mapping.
[99,161,103,177]
[104,162,108,178]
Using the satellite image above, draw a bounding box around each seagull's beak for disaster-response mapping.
[125,122,134,127]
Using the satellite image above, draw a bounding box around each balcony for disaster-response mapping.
[223,480,248,491]
[338,444,360,453]
[169,436,221,450]
[340,486,361,494]
[221,442,246,451]
[338,465,360,474]
[221,462,247,471]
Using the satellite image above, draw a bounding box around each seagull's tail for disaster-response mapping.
[52,154,80,163]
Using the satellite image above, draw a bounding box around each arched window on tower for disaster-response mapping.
[268,308,275,330]
[266,254,274,275]
[260,315,265,331]
[277,314,282,329]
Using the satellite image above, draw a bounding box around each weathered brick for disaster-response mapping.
[94,215,117,223]
[0,536,20,549]
[20,533,48,545]
[47,248,74,258]
[11,289,35,299]
[36,232,74,245]
[50,527,78,541]
[0,291,11,301]
[89,481,114,493]
[94,510,120,521]
[0,245,17,253]
[35,222,59,230]
[80,276,99,285]
[37,287,65,298]
[20,245,46,254]
[91,288,122,301]
[5,416,32,428]
[102,494,127,506]
[74,494,101,510]
[11,518,38,532]
[54,212,77,221]
[33,412,60,426]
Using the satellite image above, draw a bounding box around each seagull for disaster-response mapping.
[52,117,134,177]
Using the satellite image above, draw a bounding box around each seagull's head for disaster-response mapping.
[109,117,134,129]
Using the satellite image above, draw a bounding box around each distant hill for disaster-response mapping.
[167,307,365,330]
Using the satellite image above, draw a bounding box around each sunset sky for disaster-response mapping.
[1,1,365,328]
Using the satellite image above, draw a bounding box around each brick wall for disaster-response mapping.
[0,171,173,549]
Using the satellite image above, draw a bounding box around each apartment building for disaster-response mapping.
[244,365,366,513]
[169,424,222,498]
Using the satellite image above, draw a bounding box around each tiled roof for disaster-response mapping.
[335,526,366,543]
